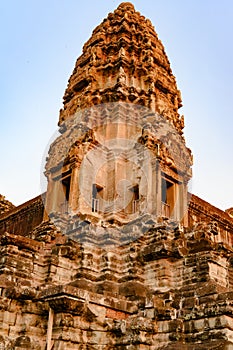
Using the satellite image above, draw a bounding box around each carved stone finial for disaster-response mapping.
[0,195,15,215]
[117,2,135,11]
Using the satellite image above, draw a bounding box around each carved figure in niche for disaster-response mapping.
[131,23,136,33]
[119,46,126,59]
[118,66,126,84]
[144,34,152,49]
[146,53,154,67]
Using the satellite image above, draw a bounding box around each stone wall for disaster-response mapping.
[1,2,233,349]
[0,208,233,348]
[0,195,44,237]
[0,195,15,216]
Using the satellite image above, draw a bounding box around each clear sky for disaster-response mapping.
[1,0,233,211]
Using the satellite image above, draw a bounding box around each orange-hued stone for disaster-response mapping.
[0,3,232,349]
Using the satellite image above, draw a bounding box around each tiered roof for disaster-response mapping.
[60,2,184,134]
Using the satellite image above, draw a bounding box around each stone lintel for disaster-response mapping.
[39,284,137,314]
[0,231,43,252]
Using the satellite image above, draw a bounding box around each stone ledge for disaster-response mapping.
[38,284,137,314]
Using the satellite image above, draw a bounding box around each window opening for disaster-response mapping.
[60,170,71,213]
[161,177,174,218]
[92,184,103,212]
[130,184,139,213]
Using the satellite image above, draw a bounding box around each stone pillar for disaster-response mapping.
[44,172,55,219]
[156,162,162,217]
[52,176,67,214]
[173,182,179,221]
[46,307,54,350]
[69,164,80,213]
[181,182,189,227]
[149,158,157,215]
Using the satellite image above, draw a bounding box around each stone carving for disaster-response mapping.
[118,66,127,85]
[0,195,15,215]
[226,207,233,218]
[0,3,233,350]
[59,2,185,136]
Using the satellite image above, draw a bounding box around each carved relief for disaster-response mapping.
[1,4,233,350]
[58,2,185,136]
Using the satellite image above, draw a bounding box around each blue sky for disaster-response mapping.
[1,0,233,211]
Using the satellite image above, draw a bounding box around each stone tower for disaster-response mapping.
[44,1,192,240]
[1,3,233,350]
[59,3,183,132]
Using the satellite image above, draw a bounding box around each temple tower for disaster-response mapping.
[59,2,183,132]
[44,2,192,237]
[1,3,233,350]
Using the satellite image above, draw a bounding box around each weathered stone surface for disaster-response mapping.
[0,194,15,216]
[59,2,184,135]
[0,2,233,349]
